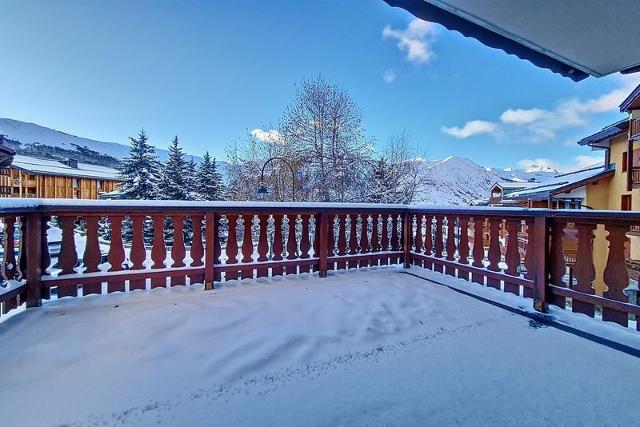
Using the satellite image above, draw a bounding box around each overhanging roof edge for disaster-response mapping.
[384,0,591,81]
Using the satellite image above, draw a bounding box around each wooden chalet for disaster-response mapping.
[0,151,121,199]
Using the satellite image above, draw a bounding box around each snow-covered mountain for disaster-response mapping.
[414,156,502,205]
[0,118,200,162]
[492,167,558,183]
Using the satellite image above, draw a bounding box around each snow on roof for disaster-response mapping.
[506,165,613,200]
[9,154,121,180]
[576,119,628,147]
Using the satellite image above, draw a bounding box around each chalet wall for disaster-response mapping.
[0,166,120,199]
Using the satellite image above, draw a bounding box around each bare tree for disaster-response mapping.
[381,130,429,204]
[280,75,372,202]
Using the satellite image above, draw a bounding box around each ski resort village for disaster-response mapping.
[2,1,640,426]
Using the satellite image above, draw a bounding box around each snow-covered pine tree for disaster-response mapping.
[107,129,162,200]
[195,151,225,201]
[364,157,394,203]
[159,136,191,201]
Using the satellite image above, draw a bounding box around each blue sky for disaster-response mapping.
[1,0,638,170]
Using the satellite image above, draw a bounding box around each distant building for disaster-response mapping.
[495,166,613,209]
[0,147,121,199]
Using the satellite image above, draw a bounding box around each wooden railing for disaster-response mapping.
[1,201,639,332]
[632,167,640,188]
[631,118,640,139]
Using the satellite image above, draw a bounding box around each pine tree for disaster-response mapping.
[106,129,162,200]
[159,136,191,200]
[195,151,225,201]
[365,157,394,203]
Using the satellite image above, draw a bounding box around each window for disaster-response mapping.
[72,178,79,188]
[621,194,632,211]
[622,151,628,172]
[97,180,104,190]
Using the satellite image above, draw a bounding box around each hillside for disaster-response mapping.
[0,118,202,164]
[414,156,501,205]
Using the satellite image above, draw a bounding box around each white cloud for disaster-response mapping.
[500,108,547,125]
[250,128,282,143]
[383,69,397,83]
[383,19,438,65]
[442,74,640,142]
[441,120,498,139]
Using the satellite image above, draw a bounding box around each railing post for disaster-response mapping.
[25,212,43,308]
[318,211,328,278]
[204,212,215,290]
[403,212,411,268]
[533,215,549,313]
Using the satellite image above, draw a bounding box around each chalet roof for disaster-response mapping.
[493,181,541,193]
[9,154,121,181]
[506,165,613,201]
[576,119,629,147]
[619,83,640,112]
[383,1,640,81]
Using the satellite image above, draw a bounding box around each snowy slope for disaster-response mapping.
[414,156,502,205]
[494,167,558,183]
[0,118,187,162]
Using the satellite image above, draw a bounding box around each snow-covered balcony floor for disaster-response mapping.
[1,268,639,426]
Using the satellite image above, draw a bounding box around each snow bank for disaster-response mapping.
[1,268,638,426]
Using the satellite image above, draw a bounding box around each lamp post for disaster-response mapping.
[256,157,296,201]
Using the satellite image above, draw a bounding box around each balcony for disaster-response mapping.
[1,200,639,424]
[0,200,638,326]
[633,167,640,188]
[632,118,640,139]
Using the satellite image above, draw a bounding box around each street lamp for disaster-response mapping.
[256,157,296,201]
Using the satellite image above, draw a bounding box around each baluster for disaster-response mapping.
[348,214,358,268]
[472,217,485,285]
[504,219,521,295]
[225,214,239,281]
[370,214,380,253]
[602,224,629,326]
[82,216,103,295]
[423,215,433,270]
[272,214,284,276]
[381,214,390,265]
[523,219,536,298]
[432,216,444,273]
[391,214,402,264]
[241,214,254,264]
[457,216,470,281]
[240,215,254,279]
[414,215,423,256]
[286,214,298,275]
[2,216,16,281]
[548,221,567,308]
[151,214,167,288]
[312,214,319,266]
[129,215,146,291]
[445,216,457,276]
[171,214,187,286]
[256,215,269,278]
[572,223,596,317]
[39,216,51,299]
[360,214,370,267]
[336,214,347,270]
[213,215,222,281]
[189,214,205,284]
[107,215,126,293]
[299,215,311,259]
[57,216,79,297]
[486,218,502,289]
[326,215,336,270]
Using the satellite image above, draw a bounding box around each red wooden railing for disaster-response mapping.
[1,201,639,332]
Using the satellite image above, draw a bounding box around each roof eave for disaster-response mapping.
[383,0,590,81]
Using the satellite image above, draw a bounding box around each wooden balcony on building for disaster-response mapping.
[631,118,640,139]
[632,167,640,188]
